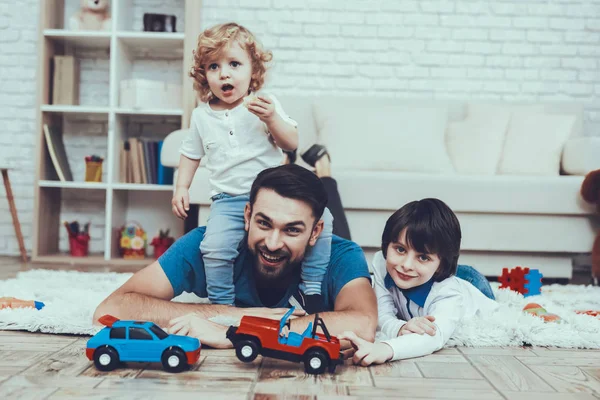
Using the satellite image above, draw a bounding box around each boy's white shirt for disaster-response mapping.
[179,94,297,198]
[372,251,498,361]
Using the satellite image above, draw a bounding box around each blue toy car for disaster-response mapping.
[86,314,201,373]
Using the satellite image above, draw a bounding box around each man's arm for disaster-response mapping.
[93,261,236,327]
[289,277,378,343]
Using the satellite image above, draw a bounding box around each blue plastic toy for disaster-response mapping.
[523,269,543,297]
[86,315,201,373]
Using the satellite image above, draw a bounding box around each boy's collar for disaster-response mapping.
[384,273,435,308]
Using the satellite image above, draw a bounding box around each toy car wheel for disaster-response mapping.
[303,348,328,375]
[235,338,260,362]
[93,346,120,371]
[161,347,187,373]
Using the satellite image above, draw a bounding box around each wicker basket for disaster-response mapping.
[118,221,147,259]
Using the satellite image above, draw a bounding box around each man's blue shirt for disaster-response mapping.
[158,227,371,310]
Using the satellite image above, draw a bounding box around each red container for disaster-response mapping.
[151,237,175,259]
[153,244,170,259]
[69,234,90,257]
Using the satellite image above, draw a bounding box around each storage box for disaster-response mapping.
[119,79,182,109]
[52,56,80,105]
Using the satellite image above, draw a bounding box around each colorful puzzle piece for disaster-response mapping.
[523,269,543,297]
[498,266,542,297]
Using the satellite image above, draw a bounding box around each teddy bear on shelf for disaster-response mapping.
[69,0,111,31]
[581,169,600,286]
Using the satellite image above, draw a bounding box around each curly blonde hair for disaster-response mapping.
[189,22,273,103]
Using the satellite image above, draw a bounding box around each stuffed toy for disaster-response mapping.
[69,0,111,31]
[581,169,600,285]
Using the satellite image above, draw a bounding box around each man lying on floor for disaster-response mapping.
[93,165,377,348]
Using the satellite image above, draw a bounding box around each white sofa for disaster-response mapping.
[162,96,600,279]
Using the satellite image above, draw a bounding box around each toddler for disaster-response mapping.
[171,22,333,311]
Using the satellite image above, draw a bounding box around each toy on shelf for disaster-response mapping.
[84,155,104,183]
[86,315,201,373]
[64,220,90,257]
[226,306,342,375]
[0,297,45,310]
[69,0,111,31]
[523,303,563,323]
[498,266,543,297]
[150,229,175,259]
[119,222,147,259]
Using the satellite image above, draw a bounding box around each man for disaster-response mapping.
[94,164,377,348]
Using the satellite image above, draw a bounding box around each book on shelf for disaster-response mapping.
[43,124,73,182]
[121,138,173,185]
[51,55,80,105]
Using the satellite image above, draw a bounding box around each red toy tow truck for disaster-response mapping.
[226,306,342,374]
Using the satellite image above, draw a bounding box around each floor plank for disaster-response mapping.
[518,356,600,367]
[526,365,600,396]
[466,355,555,392]
[47,387,247,400]
[352,379,502,399]
[416,361,483,380]
[531,348,600,358]
[1,374,104,388]
[253,381,349,397]
[0,350,56,368]
[20,338,91,377]
[0,385,57,400]
[369,359,422,378]
[498,392,597,400]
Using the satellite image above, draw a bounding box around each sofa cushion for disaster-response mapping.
[313,97,455,173]
[498,113,576,176]
[446,104,510,176]
[331,170,592,215]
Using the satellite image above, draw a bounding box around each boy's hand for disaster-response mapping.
[246,95,275,122]
[399,315,437,336]
[171,187,190,219]
[338,331,393,366]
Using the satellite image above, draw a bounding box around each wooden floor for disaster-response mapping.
[1,257,600,399]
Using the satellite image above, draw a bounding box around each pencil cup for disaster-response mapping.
[85,161,103,182]
[69,234,90,257]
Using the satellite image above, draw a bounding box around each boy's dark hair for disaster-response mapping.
[249,164,328,222]
[381,198,461,282]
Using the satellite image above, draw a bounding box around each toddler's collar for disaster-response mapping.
[385,274,435,308]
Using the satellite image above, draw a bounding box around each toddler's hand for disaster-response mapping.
[246,95,275,122]
[171,187,190,219]
[338,331,393,366]
[399,315,437,336]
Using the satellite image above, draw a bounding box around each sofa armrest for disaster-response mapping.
[562,137,600,175]
[161,128,189,168]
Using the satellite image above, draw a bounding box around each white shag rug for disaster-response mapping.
[1,269,600,349]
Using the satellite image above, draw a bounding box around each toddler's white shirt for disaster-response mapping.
[179,94,297,198]
[372,251,498,361]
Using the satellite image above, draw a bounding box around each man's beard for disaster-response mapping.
[249,242,308,285]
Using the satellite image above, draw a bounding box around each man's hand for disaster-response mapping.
[168,313,231,349]
[399,315,437,336]
[246,95,275,122]
[338,331,393,367]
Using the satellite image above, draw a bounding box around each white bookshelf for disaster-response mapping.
[32,0,202,267]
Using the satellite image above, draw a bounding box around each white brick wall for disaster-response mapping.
[0,0,599,256]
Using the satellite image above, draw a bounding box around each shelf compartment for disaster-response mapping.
[41,105,110,114]
[112,183,173,191]
[39,180,109,189]
[32,253,108,266]
[115,108,183,116]
[43,29,111,50]
[117,31,184,48]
